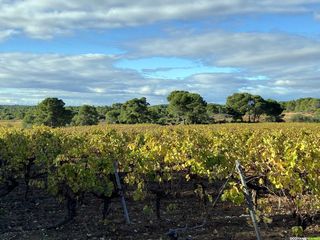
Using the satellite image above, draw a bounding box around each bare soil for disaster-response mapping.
[0,181,319,240]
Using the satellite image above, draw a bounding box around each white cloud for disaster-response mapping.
[238,85,291,96]
[0,29,18,41]
[0,53,224,104]
[131,31,320,67]
[274,80,294,86]
[154,88,171,96]
[0,53,151,105]
[0,49,319,105]
[88,87,106,93]
[0,52,256,104]
[0,0,318,39]
[138,86,153,95]
[1,0,320,105]
[129,30,320,100]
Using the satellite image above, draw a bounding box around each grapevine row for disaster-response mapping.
[0,124,319,229]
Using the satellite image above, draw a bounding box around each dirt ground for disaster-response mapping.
[0,181,319,240]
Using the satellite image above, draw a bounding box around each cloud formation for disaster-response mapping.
[0,53,145,104]
[1,27,320,105]
[129,30,320,100]
[0,0,318,39]
[0,52,257,105]
[0,1,320,105]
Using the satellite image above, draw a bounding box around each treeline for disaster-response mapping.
[0,105,108,121]
[0,105,35,120]
[281,98,320,112]
[281,98,320,123]
[1,91,320,126]
[16,91,285,127]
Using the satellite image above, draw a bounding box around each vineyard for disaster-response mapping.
[0,123,320,239]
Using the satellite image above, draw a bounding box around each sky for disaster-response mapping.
[0,1,320,105]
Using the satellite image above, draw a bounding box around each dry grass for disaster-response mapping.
[0,120,22,128]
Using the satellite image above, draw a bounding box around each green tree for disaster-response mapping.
[72,105,99,126]
[226,93,268,122]
[225,106,243,122]
[264,99,284,122]
[226,93,253,122]
[206,104,221,115]
[283,98,320,112]
[119,97,150,124]
[249,95,267,122]
[105,103,122,124]
[167,90,207,124]
[106,110,121,124]
[282,100,296,112]
[24,98,72,127]
[0,105,34,120]
[96,106,112,120]
[22,110,37,127]
[148,104,170,124]
[206,104,230,123]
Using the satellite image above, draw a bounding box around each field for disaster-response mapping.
[0,123,319,239]
[0,120,22,128]
[282,112,316,122]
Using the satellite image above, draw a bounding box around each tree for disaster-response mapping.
[0,106,34,120]
[249,95,267,122]
[206,104,221,115]
[24,98,72,127]
[72,105,99,126]
[22,110,37,127]
[226,93,253,122]
[282,98,320,112]
[206,104,230,123]
[264,99,284,122]
[119,97,150,124]
[167,90,207,124]
[226,93,268,122]
[95,106,112,120]
[106,110,121,124]
[105,103,122,124]
[148,104,171,124]
[282,100,296,112]
[225,106,243,122]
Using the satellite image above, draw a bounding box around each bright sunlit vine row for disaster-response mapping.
[0,123,319,227]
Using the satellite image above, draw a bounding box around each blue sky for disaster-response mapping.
[0,1,320,105]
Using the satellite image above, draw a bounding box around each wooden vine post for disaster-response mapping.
[113,161,131,224]
[235,160,261,240]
